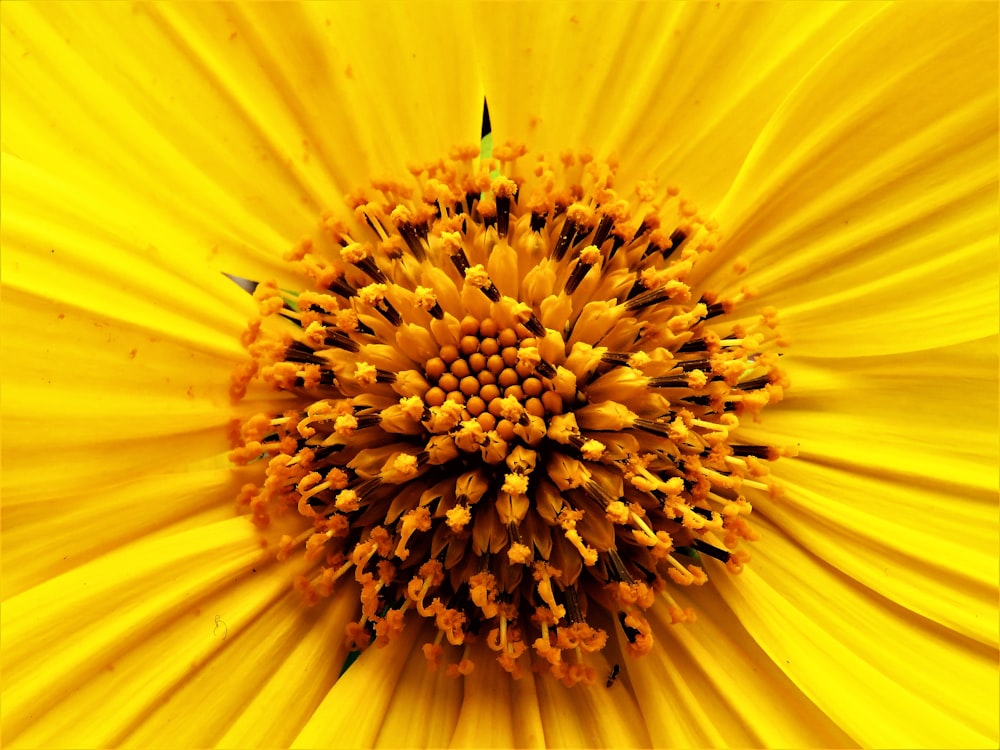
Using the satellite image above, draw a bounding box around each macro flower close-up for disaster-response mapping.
[1,2,997,749]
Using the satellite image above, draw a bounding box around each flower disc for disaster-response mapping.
[232,144,790,685]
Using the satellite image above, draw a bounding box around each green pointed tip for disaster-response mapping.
[223,272,258,296]
[223,272,300,312]
[480,98,494,163]
[481,99,492,139]
[340,649,362,676]
[480,98,499,179]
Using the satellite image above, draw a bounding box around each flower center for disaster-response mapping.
[230,142,790,686]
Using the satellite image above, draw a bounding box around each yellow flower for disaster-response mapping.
[1,2,996,748]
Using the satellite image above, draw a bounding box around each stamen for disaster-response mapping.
[564,245,601,295]
[232,141,789,687]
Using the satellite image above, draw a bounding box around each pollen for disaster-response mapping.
[232,142,790,686]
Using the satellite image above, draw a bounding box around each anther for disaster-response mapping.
[564,245,601,295]
[342,243,388,284]
[735,376,770,391]
[285,341,325,365]
[324,331,361,353]
[551,219,578,261]
[591,214,615,249]
[605,549,635,584]
[664,229,687,258]
[233,142,788,685]
[624,286,673,312]
[690,538,731,563]
[442,231,471,275]
[731,445,772,459]
[326,278,358,301]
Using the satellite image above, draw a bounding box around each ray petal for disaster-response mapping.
[624,590,856,748]
[712,2,998,355]
[2,518,276,746]
[714,522,1000,748]
[478,2,884,207]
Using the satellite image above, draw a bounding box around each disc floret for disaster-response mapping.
[231,144,790,685]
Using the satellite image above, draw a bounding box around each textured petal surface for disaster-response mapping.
[711,2,998,355]
[3,519,258,746]
[738,337,999,646]
[479,2,885,208]
[714,524,999,748]
[295,631,649,748]
[624,587,856,748]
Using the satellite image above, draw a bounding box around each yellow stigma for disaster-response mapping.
[231,143,791,686]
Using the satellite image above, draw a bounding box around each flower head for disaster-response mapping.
[1,3,996,748]
[232,140,792,683]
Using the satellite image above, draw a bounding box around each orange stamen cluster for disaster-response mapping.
[231,144,790,685]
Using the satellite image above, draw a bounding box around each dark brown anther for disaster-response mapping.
[703,301,727,320]
[592,214,615,248]
[735,376,770,391]
[551,219,577,261]
[535,360,557,379]
[496,195,511,239]
[564,585,583,624]
[731,445,771,458]
[664,228,687,258]
[449,247,472,276]
[624,286,672,312]
[632,418,672,438]
[524,314,546,337]
[606,549,634,584]
[677,358,712,371]
[395,223,427,261]
[284,341,325,365]
[324,331,361,353]
[353,257,387,284]
[480,282,501,302]
[691,538,731,563]
[353,412,383,429]
[374,300,403,326]
[361,211,385,239]
[564,257,594,295]
[677,339,708,353]
[327,278,357,300]
[648,376,690,388]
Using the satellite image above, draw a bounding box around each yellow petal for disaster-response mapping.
[624,587,855,748]
[296,631,650,748]
[2,518,264,746]
[447,645,545,749]
[757,459,996,647]
[736,336,998,645]
[712,2,998,354]
[533,656,652,747]
[745,337,998,492]
[715,521,1000,748]
[3,2,996,747]
[291,621,435,748]
[126,587,355,749]
[1,197,255,597]
[1,2,478,284]
[479,2,884,208]
[4,464,237,598]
